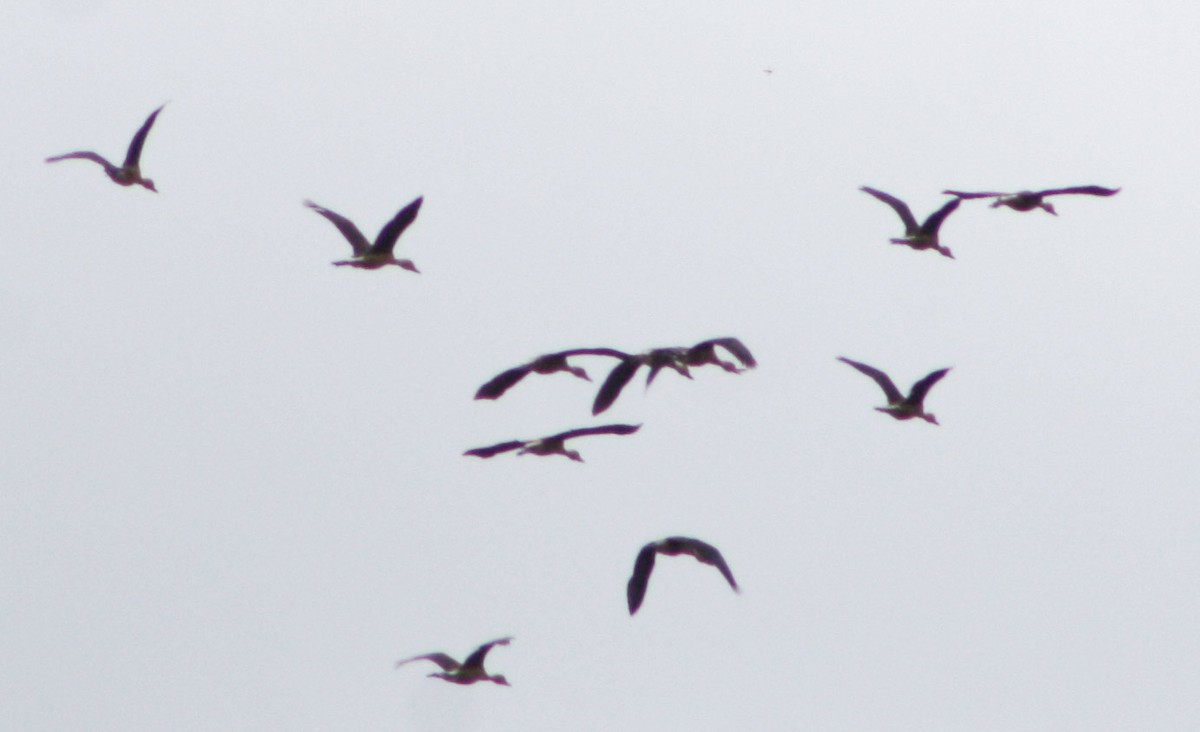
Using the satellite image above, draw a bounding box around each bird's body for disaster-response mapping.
[304,197,423,271]
[475,348,632,400]
[860,186,960,258]
[465,424,641,462]
[46,105,164,192]
[627,537,739,615]
[837,357,950,424]
[396,637,513,686]
[942,186,1120,215]
[592,337,756,415]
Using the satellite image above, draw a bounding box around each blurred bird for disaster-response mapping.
[837,357,950,424]
[395,637,513,686]
[465,424,642,462]
[860,186,960,259]
[592,337,756,415]
[46,105,165,192]
[304,196,423,270]
[474,348,632,400]
[942,186,1120,215]
[627,537,740,615]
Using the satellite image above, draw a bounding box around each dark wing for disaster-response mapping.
[837,357,903,405]
[551,423,642,442]
[474,365,532,400]
[861,186,918,234]
[694,337,757,369]
[395,652,460,671]
[371,196,424,255]
[1035,186,1121,198]
[461,637,513,672]
[555,347,632,359]
[45,151,118,173]
[679,538,739,592]
[123,105,164,167]
[592,356,642,415]
[941,189,1007,199]
[626,543,659,615]
[905,367,951,407]
[304,200,371,256]
[919,197,961,236]
[464,440,527,458]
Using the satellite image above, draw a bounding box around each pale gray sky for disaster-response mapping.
[4,1,1199,730]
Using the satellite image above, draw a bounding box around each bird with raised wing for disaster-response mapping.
[474,348,632,400]
[627,537,740,615]
[592,337,756,416]
[304,196,423,270]
[860,186,960,258]
[395,637,513,686]
[942,186,1120,215]
[465,424,641,462]
[46,105,165,192]
[837,356,950,424]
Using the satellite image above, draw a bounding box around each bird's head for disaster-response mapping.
[139,178,157,193]
[935,245,954,259]
[395,259,419,273]
[1040,201,1058,216]
[920,413,939,426]
[490,675,511,686]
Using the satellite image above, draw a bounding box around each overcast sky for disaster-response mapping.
[4,1,1199,730]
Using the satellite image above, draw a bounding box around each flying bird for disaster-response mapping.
[464,424,641,462]
[46,105,165,192]
[474,348,632,400]
[627,537,739,615]
[592,338,756,416]
[395,637,513,686]
[860,186,960,259]
[941,186,1120,215]
[837,356,950,424]
[304,196,423,270]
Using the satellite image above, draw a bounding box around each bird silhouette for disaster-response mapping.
[465,424,642,462]
[46,105,165,192]
[942,186,1120,215]
[627,537,740,615]
[304,196,423,270]
[395,637,513,686]
[837,357,950,424]
[592,338,756,415]
[860,186,960,258]
[474,348,632,400]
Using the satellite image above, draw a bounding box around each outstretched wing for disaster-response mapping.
[123,105,164,167]
[464,440,527,458]
[680,538,739,593]
[556,347,632,360]
[693,337,757,369]
[45,151,118,173]
[626,543,659,615]
[906,367,951,407]
[396,652,460,671]
[861,186,918,234]
[837,357,903,405]
[461,637,513,672]
[593,357,642,415]
[474,365,532,400]
[1036,185,1121,198]
[304,200,371,255]
[371,196,423,255]
[941,189,1006,200]
[920,197,960,235]
[551,423,642,442]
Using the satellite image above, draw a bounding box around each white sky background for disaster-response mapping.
[3,0,1199,729]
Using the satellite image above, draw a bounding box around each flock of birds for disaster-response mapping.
[45,104,1121,687]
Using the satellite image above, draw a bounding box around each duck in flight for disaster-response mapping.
[837,357,950,424]
[941,186,1120,215]
[46,105,165,192]
[592,337,757,415]
[860,186,960,259]
[627,537,739,615]
[464,424,641,462]
[304,196,423,270]
[474,348,632,400]
[395,637,513,686]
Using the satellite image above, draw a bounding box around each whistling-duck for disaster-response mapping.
[464,424,641,462]
[942,186,1120,215]
[46,105,164,192]
[395,637,513,686]
[860,186,960,259]
[592,338,756,416]
[304,196,423,270]
[837,356,950,424]
[627,537,739,615]
[474,348,632,400]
